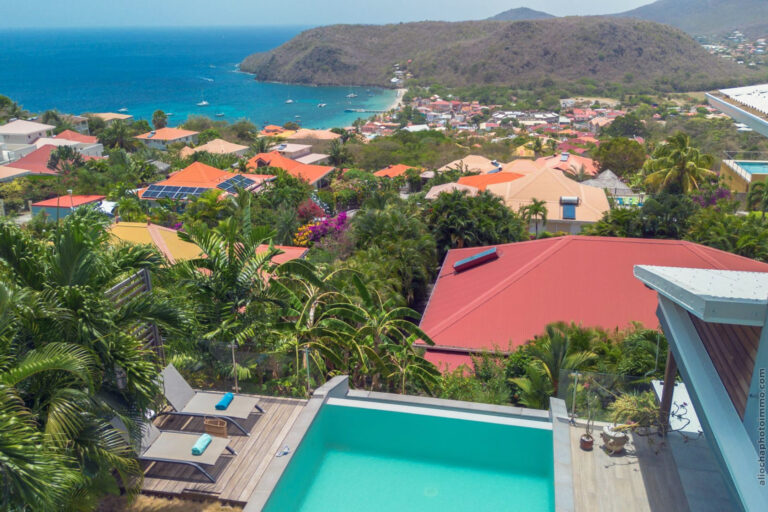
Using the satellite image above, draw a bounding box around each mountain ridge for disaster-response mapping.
[240,17,759,92]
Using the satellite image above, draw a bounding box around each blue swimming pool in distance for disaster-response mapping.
[263,400,555,512]
[736,161,768,175]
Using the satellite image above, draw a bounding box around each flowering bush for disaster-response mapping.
[297,199,325,224]
[293,212,348,247]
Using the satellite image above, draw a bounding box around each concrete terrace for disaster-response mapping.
[141,395,306,505]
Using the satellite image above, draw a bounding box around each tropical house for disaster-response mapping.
[581,169,635,198]
[270,143,330,165]
[417,236,768,371]
[0,119,55,144]
[137,162,273,203]
[33,130,103,157]
[135,127,199,150]
[501,159,541,174]
[31,194,106,220]
[438,155,502,174]
[635,265,768,511]
[10,145,103,175]
[179,138,249,159]
[285,128,341,143]
[486,167,609,234]
[248,152,334,188]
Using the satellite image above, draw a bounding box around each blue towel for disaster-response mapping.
[215,392,234,410]
[191,434,212,456]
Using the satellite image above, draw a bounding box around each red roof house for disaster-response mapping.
[12,145,103,175]
[55,130,99,144]
[247,152,334,187]
[374,164,422,178]
[418,236,768,371]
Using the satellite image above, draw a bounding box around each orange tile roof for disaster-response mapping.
[536,153,598,176]
[32,194,105,208]
[248,152,334,185]
[456,172,524,191]
[373,164,422,178]
[135,127,198,141]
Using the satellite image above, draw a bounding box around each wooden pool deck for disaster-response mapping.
[140,395,307,506]
[570,424,691,512]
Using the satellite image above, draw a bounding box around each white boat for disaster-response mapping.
[346,93,358,98]
[215,113,225,117]
[166,113,174,116]
[197,100,209,107]
[318,103,327,108]
[285,99,294,104]
[118,107,128,112]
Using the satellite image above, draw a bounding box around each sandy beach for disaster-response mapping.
[388,88,407,111]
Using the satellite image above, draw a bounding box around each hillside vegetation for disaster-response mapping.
[617,0,768,36]
[240,17,761,92]
[487,7,554,21]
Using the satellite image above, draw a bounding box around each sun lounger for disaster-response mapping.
[113,418,237,483]
[156,364,264,436]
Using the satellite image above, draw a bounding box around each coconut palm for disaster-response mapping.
[643,133,715,194]
[520,198,548,238]
[251,136,274,154]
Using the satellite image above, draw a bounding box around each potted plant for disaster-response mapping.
[580,380,596,451]
[603,391,661,455]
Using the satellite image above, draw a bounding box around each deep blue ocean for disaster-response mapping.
[0,27,396,129]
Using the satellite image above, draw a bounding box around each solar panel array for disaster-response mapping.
[142,184,209,200]
[720,84,768,116]
[217,175,257,192]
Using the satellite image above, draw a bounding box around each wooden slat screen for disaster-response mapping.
[106,268,165,364]
[689,313,760,419]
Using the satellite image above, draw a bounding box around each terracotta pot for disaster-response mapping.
[580,433,594,451]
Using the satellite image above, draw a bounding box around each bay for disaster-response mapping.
[0,26,396,129]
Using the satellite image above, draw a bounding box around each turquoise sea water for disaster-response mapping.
[0,27,396,129]
[736,161,768,175]
[264,403,555,512]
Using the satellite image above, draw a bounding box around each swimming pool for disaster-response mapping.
[263,398,555,512]
[736,161,768,175]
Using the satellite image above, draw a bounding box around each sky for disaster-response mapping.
[7,0,654,28]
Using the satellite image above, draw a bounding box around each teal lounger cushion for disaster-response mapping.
[215,392,234,410]
[192,433,212,455]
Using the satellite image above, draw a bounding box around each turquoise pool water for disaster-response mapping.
[736,161,768,175]
[264,401,554,512]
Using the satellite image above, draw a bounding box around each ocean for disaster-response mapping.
[0,27,397,129]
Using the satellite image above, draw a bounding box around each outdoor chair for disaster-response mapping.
[113,418,237,483]
[156,363,265,436]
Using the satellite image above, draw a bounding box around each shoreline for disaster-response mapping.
[387,88,407,112]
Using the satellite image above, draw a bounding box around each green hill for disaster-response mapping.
[487,7,554,22]
[617,0,768,36]
[240,17,760,92]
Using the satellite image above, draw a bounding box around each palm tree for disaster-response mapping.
[643,133,715,194]
[251,136,274,154]
[747,181,768,218]
[569,164,591,183]
[520,198,548,238]
[512,323,596,406]
[532,138,543,158]
[99,120,137,151]
[328,139,351,167]
[152,109,168,129]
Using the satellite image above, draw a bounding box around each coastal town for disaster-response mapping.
[3,1,768,511]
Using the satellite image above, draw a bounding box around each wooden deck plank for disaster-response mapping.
[140,395,307,505]
[570,425,690,512]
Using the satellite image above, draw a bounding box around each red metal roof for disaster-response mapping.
[419,236,768,370]
[12,145,103,175]
[55,130,98,144]
[32,195,105,208]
